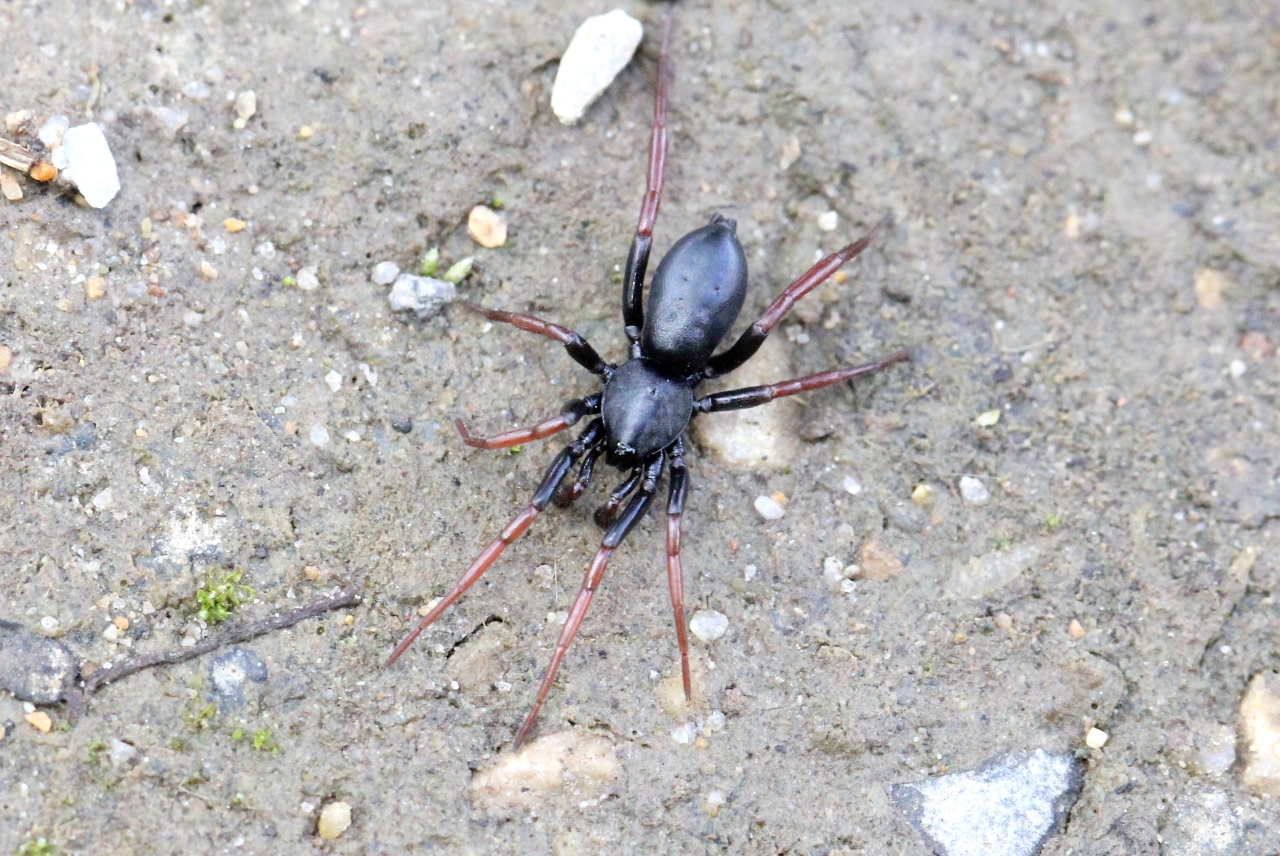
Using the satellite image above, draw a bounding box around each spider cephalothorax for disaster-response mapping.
[387,14,908,748]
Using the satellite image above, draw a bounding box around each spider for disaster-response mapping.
[387,14,908,748]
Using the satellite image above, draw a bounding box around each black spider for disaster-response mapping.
[388,15,908,748]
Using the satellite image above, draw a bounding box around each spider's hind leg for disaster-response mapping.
[386,420,605,665]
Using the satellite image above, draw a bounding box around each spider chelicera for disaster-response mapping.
[387,15,908,748]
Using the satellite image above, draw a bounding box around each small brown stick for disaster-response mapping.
[79,587,360,696]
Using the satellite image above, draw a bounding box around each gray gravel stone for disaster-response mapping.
[209,647,268,707]
[0,619,77,704]
[892,749,1082,856]
[1159,785,1244,856]
[388,274,455,320]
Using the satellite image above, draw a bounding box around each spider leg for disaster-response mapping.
[665,437,691,699]
[593,466,644,529]
[622,12,674,342]
[386,420,605,666]
[456,394,601,450]
[695,351,910,414]
[514,451,667,747]
[702,215,890,378]
[459,302,611,376]
[552,441,606,508]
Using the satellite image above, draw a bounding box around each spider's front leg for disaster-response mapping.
[456,394,601,450]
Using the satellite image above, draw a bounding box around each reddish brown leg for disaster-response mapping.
[702,215,891,378]
[696,350,910,413]
[386,421,604,666]
[513,451,666,747]
[460,302,610,375]
[456,394,600,450]
[622,13,674,341]
[666,438,691,699]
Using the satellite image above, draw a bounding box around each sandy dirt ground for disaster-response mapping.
[1,0,1279,853]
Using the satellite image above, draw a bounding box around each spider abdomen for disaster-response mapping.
[601,358,693,466]
[641,215,748,376]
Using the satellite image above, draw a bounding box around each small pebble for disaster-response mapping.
[0,167,21,201]
[959,476,990,505]
[91,487,114,510]
[182,310,203,328]
[38,115,69,147]
[303,566,321,581]
[61,123,121,208]
[1240,671,1280,796]
[816,210,838,231]
[1194,268,1226,311]
[317,801,352,840]
[113,616,129,631]
[671,722,697,745]
[29,161,56,182]
[371,261,400,285]
[1067,619,1085,639]
[822,557,845,591]
[25,710,52,733]
[103,624,120,642]
[325,370,342,393]
[947,543,1042,600]
[296,266,320,291]
[468,205,507,248]
[310,424,330,447]
[705,790,727,817]
[551,10,644,124]
[689,610,728,642]
[388,274,456,320]
[85,277,106,300]
[38,617,59,634]
[1132,129,1152,146]
[199,260,218,281]
[975,409,1001,427]
[910,483,935,507]
[391,416,413,434]
[993,612,1013,631]
[842,475,863,495]
[233,90,257,129]
[1085,727,1109,749]
[753,495,785,520]
[224,218,247,233]
[110,739,137,768]
[55,298,73,313]
[858,536,902,581]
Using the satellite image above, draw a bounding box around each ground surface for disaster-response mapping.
[1,0,1279,854]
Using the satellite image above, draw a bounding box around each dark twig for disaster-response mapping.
[79,587,360,696]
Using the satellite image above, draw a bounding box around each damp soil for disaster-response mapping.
[1,1,1279,854]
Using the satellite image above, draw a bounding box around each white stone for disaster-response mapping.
[947,542,1044,600]
[822,556,846,590]
[689,609,728,642]
[310,424,330,447]
[38,115,69,147]
[316,801,351,840]
[39,616,59,633]
[671,721,697,744]
[959,476,990,505]
[110,738,137,768]
[388,274,456,320]
[61,124,120,208]
[551,10,645,124]
[325,370,342,393]
[296,265,320,290]
[817,210,838,231]
[371,261,400,285]
[753,495,785,520]
[1241,671,1280,796]
[692,335,799,469]
[234,90,257,122]
[843,475,864,495]
[892,749,1081,856]
[1085,727,1108,749]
